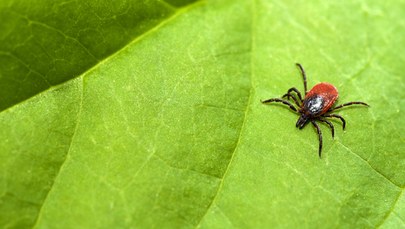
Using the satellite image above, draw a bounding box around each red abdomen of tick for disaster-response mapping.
[302,82,338,116]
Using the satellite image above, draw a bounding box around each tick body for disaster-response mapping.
[262,63,369,158]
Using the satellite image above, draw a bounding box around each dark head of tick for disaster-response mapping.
[261,63,369,158]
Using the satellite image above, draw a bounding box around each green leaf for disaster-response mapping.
[1,0,404,228]
[0,0,194,111]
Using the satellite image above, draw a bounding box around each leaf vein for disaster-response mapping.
[0,1,204,115]
[194,0,256,227]
[337,142,400,188]
[10,10,99,62]
[31,76,84,229]
[376,188,404,228]
[0,50,51,86]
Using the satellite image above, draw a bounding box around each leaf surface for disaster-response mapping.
[0,0,404,228]
[0,0,195,111]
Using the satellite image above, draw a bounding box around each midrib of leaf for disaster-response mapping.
[26,2,206,227]
[195,0,256,227]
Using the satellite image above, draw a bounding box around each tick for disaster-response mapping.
[261,63,369,158]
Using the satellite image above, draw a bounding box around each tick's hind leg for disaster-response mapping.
[318,118,334,138]
[261,98,298,112]
[323,114,346,130]
[328,102,369,112]
[296,63,308,95]
[311,120,323,158]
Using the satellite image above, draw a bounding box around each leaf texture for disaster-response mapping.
[0,0,404,228]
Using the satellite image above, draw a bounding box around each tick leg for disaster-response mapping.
[311,120,323,158]
[283,87,303,102]
[328,102,369,112]
[323,114,346,130]
[318,119,334,138]
[283,93,300,107]
[282,92,301,107]
[261,98,298,112]
[296,63,307,95]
